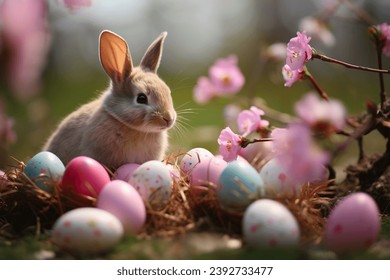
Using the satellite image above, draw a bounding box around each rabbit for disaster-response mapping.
[43,30,176,170]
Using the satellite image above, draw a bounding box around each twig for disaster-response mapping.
[312,53,390,74]
[240,137,273,148]
[374,34,387,110]
[252,98,298,125]
[305,71,329,101]
[332,113,377,157]
[340,0,376,26]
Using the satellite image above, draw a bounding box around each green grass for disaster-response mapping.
[2,217,390,260]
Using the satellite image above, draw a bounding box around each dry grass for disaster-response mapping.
[0,157,335,246]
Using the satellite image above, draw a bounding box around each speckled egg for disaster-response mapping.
[324,192,380,254]
[61,156,110,198]
[217,160,265,210]
[23,151,65,192]
[97,180,146,235]
[180,147,214,176]
[259,158,299,195]
[189,156,227,195]
[51,207,123,254]
[113,163,140,182]
[129,160,172,209]
[243,199,300,248]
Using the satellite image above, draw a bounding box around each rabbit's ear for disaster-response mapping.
[140,32,167,73]
[99,30,133,82]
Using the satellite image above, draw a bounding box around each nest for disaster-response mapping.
[0,157,335,245]
[339,153,390,213]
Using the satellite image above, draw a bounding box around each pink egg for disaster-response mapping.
[324,192,381,254]
[97,180,146,235]
[61,156,110,197]
[114,163,140,182]
[239,141,272,164]
[180,147,214,176]
[189,156,227,195]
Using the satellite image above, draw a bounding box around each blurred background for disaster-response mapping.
[0,0,389,171]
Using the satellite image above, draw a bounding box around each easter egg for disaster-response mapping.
[61,156,110,197]
[217,160,265,209]
[180,147,214,175]
[324,192,380,254]
[0,170,7,187]
[189,156,227,195]
[216,154,249,165]
[243,199,300,248]
[114,163,140,182]
[23,151,65,192]
[97,180,146,235]
[239,141,272,164]
[259,158,299,195]
[51,207,123,254]
[129,160,172,209]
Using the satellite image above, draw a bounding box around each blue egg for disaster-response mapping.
[24,151,65,192]
[217,160,264,210]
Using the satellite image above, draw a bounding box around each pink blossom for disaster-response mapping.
[218,127,242,162]
[282,64,303,87]
[209,55,245,95]
[193,76,217,104]
[63,0,92,11]
[377,23,390,56]
[237,106,269,137]
[286,32,312,72]
[299,16,335,47]
[0,0,51,100]
[295,92,346,133]
[270,124,329,185]
[0,101,16,143]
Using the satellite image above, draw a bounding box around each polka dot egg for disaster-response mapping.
[180,147,214,176]
[259,158,299,195]
[23,151,65,192]
[51,207,123,254]
[324,192,380,254]
[243,199,300,248]
[129,160,172,209]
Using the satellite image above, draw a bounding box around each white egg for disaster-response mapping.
[179,147,214,176]
[129,160,173,209]
[243,199,300,248]
[51,207,123,254]
[259,158,299,195]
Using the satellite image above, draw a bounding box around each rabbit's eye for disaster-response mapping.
[136,93,148,104]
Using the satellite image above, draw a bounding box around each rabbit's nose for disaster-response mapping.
[163,111,176,128]
[163,116,174,128]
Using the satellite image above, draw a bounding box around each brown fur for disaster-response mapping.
[43,31,175,170]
